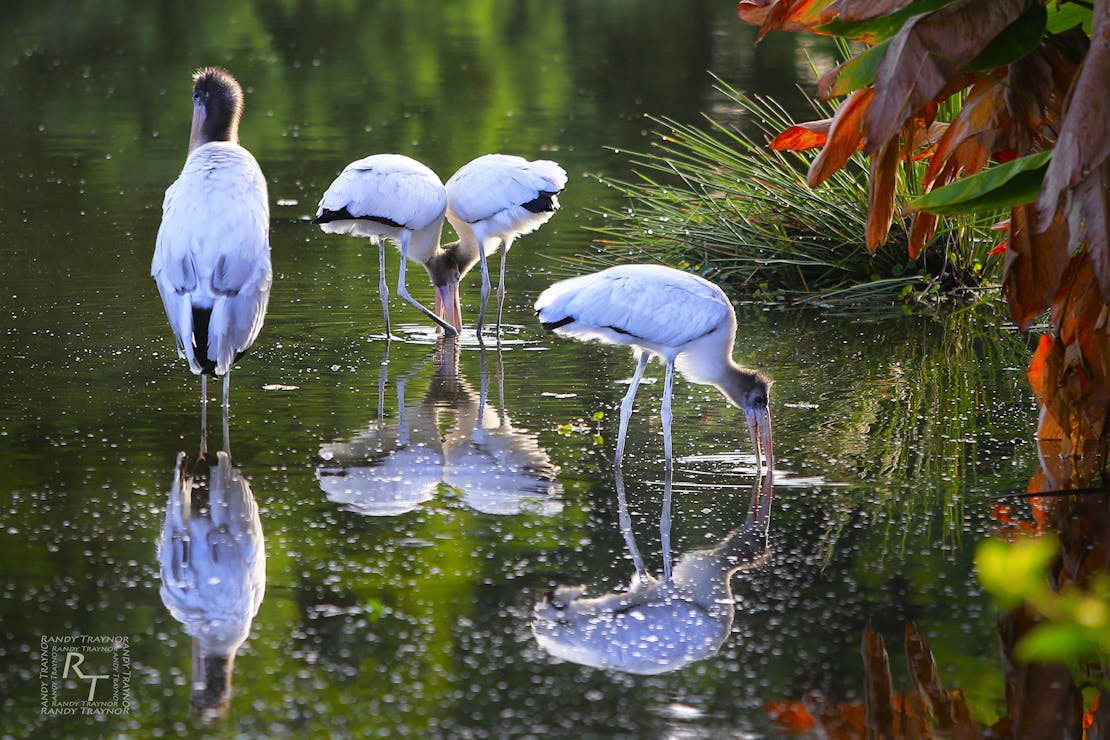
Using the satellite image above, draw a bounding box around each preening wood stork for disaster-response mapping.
[313,153,464,337]
[534,264,773,471]
[152,67,272,455]
[445,153,567,335]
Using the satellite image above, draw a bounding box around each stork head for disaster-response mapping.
[720,369,774,471]
[190,67,244,152]
[425,240,477,333]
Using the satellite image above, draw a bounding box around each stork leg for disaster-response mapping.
[397,232,459,337]
[661,358,675,472]
[376,239,392,339]
[615,351,650,470]
[221,372,231,456]
[200,375,208,457]
[476,239,492,337]
[495,238,514,332]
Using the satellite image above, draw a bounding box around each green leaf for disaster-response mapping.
[909,151,1052,215]
[1016,622,1103,663]
[963,3,1047,72]
[826,40,890,97]
[1046,2,1093,34]
[817,0,955,44]
[975,535,1057,607]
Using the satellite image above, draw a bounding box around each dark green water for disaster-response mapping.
[0,2,1041,736]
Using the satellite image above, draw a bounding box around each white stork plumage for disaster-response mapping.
[445,153,567,335]
[313,153,464,337]
[534,264,773,471]
[152,67,272,455]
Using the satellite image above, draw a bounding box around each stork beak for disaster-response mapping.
[434,281,462,334]
[188,98,206,153]
[744,405,774,472]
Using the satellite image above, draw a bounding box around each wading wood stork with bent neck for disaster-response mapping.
[313,153,464,338]
[152,67,272,455]
[535,264,773,472]
[445,153,567,335]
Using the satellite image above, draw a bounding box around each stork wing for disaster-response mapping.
[446,154,567,223]
[316,153,446,231]
[536,265,730,348]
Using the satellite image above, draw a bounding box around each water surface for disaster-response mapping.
[0,3,1044,736]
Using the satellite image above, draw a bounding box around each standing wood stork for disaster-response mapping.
[152,67,272,455]
[535,264,773,471]
[445,153,567,335]
[313,153,463,338]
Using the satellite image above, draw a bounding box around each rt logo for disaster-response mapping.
[62,652,109,701]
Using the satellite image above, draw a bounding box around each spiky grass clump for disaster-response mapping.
[581,77,1003,305]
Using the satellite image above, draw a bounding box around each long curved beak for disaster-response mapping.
[744,405,774,472]
[434,281,462,333]
[188,99,205,153]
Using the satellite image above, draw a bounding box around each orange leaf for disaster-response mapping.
[770,120,832,151]
[865,135,900,252]
[863,0,1027,156]
[924,78,1007,188]
[808,88,873,186]
[821,0,915,24]
[1001,202,1069,330]
[908,210,938,260]
[764,701,816,729]
[738,0,837,41]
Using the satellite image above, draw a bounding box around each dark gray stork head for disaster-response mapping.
[190,67,244,152]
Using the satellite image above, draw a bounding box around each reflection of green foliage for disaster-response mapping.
[977,536,1110,666]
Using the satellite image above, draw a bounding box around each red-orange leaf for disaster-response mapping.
[808,88,873,186]
[1001,202,1069,330]
[908,210,938,260]
[764,700,816,729]
[924,77,1008,188]
[770,119,832,151]
[821,0,916,24]
[863,0,1026,156]
[865,135,900,252]
[738,0,837,40]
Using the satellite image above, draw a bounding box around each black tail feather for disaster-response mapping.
[313,207,403,228]
[521,190,560,214]
[540,315,575,332]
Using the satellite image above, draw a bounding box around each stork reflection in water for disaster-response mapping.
[532,468,772,674]
[314,339,562,517]
[158,451,265,718]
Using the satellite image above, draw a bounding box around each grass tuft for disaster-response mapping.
[576,76,1003,305]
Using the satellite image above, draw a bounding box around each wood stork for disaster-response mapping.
[313,153,464,338]
[445,153,567,335]
[152,67,272,456]
[534,264,773,471]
